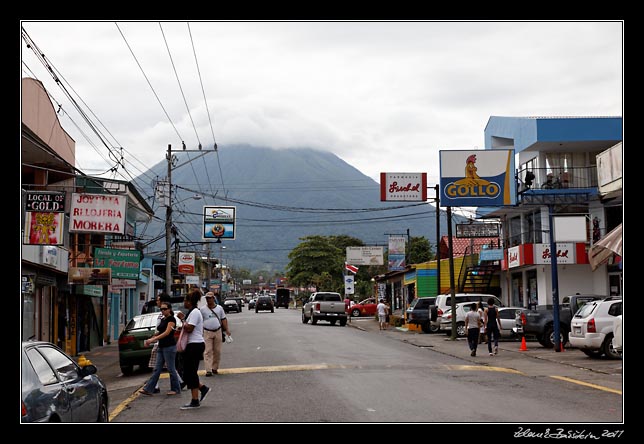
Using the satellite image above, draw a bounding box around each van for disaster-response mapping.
[432,293,502,332]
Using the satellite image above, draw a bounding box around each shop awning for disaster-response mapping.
[589,223,622,271]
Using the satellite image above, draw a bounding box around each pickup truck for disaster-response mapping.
[514,294,605,348]
[302,292,348,326]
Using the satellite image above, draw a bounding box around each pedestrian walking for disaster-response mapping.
[465,303,482,356]
[200,292,230,377]
[484,297,503,356]
[176,290,210,410]
[377,299,388,330]
[147,293,168,393]
[139,302,182,396]
[477,301,487,344]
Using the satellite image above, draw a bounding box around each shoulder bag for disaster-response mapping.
[212,308,226,343]
[176,325,188,352]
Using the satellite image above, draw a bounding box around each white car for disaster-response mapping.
[569,297,622,359]
[612,314,622,354]
[440,302,522,338]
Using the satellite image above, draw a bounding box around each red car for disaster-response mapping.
[348,298,378,317]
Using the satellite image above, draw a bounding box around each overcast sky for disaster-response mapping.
[20,21,623,184]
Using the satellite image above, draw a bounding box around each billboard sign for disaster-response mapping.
[346,246,384,266]
[178,252,196,274]
[380,173,427,201]
[456,223,500,238]
[440,150,516,207]
[202,206,236,240]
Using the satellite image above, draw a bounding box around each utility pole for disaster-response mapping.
[435,184,441,295]
[165,144,173,294]
[447,206,458,340]
[164,142,215,296]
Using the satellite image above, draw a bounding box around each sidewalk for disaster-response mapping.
[347,315,622,393]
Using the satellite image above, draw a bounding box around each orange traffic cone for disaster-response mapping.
[519,336,528,351]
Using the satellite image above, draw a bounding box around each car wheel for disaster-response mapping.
[456,322,466,338]
[351,308,361,317]
[301,311,309,324]
[97,398,109,422]
[602,334,621,359]
[339,319,347,326]
[120,365,133,376]
[430,322,440,333]
[311,313,318,325]
[330,320,337,326]
[581,349,603,358]
[255,309,259,313]
[543,326,568,349]
[420,322,432,334]
[271,309,274,313]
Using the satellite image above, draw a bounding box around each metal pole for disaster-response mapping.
[165,144,172,295]
[435,184,441,296]
[206,244,212,293]
[447,207,458,340]
[548,204,562,352]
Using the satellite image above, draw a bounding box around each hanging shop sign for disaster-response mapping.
[94,247,141,279]
[178,253,196,274]
[456,223,500,238]
[69,193,127,234]
[346,246,384,266]
[23,191,66,245]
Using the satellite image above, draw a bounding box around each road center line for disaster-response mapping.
[549,375,622,395]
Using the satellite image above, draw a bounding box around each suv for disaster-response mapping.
[433,293,502,332]
[255,296,274,313]
[406,297,437,333]
[569,297,622,359]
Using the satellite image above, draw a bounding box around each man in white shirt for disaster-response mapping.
[377,299,388,331]
[200,292,231,377]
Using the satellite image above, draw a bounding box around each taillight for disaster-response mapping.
[118,335,135,345]
[315,303,321,311]
[520,313,527,326]
[444,313,451,321]
[21,400,27,417]
[587,318,596,333]
[437,308,443,316]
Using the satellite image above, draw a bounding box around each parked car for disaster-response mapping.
[612,314,622,354]
[21,341,109,422]
[569,297,622,359]
[117,312,183,375]
[405,297,438,333]
[255,295,274,313]
[440,302,485,337]
[497,307,525,338]
[433,293,502,332]
[223,299,241,313]
[348,298,378,317]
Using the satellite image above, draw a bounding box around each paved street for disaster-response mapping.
[85,307,622,425]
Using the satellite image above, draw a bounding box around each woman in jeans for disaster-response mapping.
[176,290,210,410]
[139,302,182,396]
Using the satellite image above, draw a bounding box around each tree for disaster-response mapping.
[286,235,366,292]
[408,236,433,264]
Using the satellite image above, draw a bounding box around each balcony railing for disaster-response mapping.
[517,166,598,192]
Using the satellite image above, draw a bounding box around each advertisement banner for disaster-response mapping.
[23,191,66,245]
[178,252,196,274]
[202,206,236,240]
[69,193,127,234]
[94,247,141,279]
[388,235,406,271]
[68,267,112,285]
[534,243,576,264]
[380,173,427,201]
[346,246,384,266]
[440,150,516,207]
